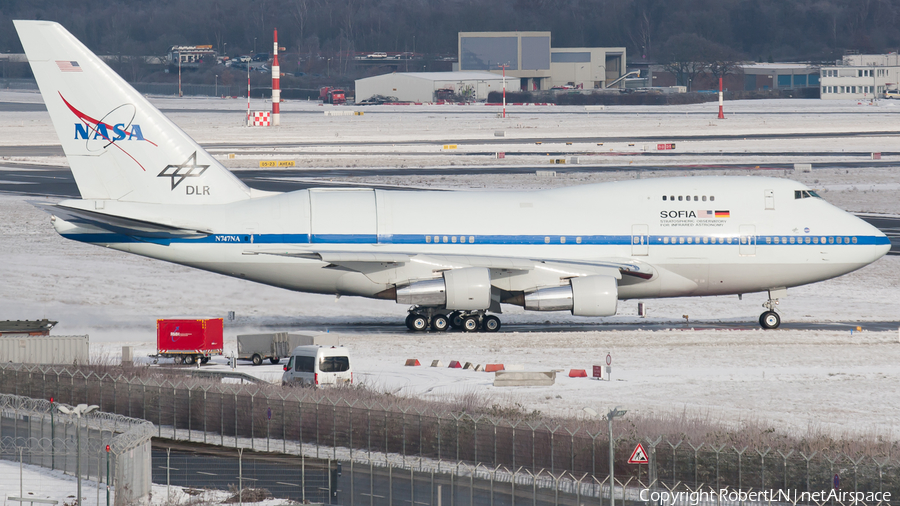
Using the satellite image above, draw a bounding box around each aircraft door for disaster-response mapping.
[309,189,377,243]
[631,224,649,256]
[764,189,775,210]
[739,224,756,256]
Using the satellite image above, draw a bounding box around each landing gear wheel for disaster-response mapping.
[462,316,480,332]
[185,355,196,365]
[270,357,280,365]
[483,315,501,332]
[431,314,450,332]
[448,311,464,330]
[252,354,263,366]
[407,313,428,332]
[759,311,781,330]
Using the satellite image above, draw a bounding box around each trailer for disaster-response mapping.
[236,332,338,366]
[152,318,223,365]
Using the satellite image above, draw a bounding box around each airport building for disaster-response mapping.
[354,71,506,103]
[457,31,626,91]
[819,54,900,99]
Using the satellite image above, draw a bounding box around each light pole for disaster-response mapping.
[585,406,627,506]
[254,37,257,54]
[215,74,218,97]
[57,404,100,506]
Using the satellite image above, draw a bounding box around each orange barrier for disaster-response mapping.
[405,359,421,366]
[484,364,505,373]
[448,361,462,368]
[568,369,588,377]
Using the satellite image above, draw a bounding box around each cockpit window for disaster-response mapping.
[794,190,821,199]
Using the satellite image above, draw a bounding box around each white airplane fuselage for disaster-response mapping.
[54,176,889,302]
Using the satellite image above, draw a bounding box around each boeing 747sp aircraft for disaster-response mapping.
[15,20,891,331]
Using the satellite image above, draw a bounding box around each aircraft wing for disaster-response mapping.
[30,201,211,239]
[245,247,656,285]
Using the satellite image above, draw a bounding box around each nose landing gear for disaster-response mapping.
[758,290,784,329]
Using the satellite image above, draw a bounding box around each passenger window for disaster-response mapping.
[664,237,669,244]
[852,237,857,244]
[426,236,431,243]
[805,237,811,244]
[576,237,582,244]
[828,237,834,244]
[679,237,684,244]
[813,237,819,244]
[295,356,315,373]
[561,237,566,244]
[844,237,850,244]
[319,356,350,372]
[702,196,707,201]
[443,236,448,243]
[451,236,457,243]
[687,237,692,244]
[766,237,772,244]
[460,236,466,243]
[789,237,795,244]
[710,196,715,201]
[670,196,675,201]
[469,236,475,243]
[678,196,683,201]
[544,236,550,243]
[663,196,667,201]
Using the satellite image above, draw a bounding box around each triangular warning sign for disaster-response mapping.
[628,443,649,464]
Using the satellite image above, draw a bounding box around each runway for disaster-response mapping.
[263,319,900,334]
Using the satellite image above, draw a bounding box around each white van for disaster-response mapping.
[282,345,352,387]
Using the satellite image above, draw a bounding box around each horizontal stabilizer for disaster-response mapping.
[30,201,210,239]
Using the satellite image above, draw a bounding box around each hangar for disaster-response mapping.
[354,71,506,104]
[458,31,626,91]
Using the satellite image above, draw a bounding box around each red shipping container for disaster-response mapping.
[157,319,223,355]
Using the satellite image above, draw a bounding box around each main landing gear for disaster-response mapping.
[405,307,501,333]
[758,291,782,330]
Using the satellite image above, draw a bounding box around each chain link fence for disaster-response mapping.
[0,393,155,505]
[2,363,898,505]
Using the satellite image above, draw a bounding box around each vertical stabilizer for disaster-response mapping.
[14,20,251,204]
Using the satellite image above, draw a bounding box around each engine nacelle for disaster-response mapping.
[524,275,618,317]
[395,267,491,310]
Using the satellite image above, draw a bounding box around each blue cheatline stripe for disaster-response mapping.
[62,232,890,247]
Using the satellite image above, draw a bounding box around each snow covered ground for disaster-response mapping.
[0,459,293,505]
[1,91,899,441]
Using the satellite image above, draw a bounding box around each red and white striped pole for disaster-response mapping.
[272,28,280,126]
[717,76,725,119]
[247,58,251,126]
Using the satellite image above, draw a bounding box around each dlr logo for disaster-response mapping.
[186,186,210,195]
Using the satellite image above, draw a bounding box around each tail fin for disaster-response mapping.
[14,20,251,205]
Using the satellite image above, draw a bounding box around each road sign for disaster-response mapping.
[628,443,649,464]
[606,353,612,366]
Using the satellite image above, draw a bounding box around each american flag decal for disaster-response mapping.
[56,61,82,72]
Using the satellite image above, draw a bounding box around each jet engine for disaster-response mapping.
[523,275,618,316]
[396,267,491,310]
